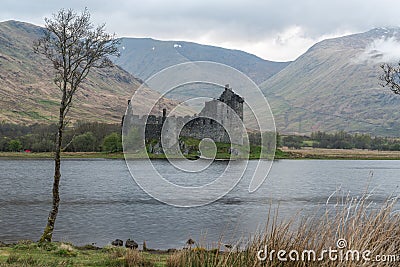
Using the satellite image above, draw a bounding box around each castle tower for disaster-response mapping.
[200,84,244,122]
[218,84,244,121]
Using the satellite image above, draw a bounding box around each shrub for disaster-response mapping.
[71,132,97,152]
[102,133,122,152]
[6,253,19,264]
[8,139,22,151]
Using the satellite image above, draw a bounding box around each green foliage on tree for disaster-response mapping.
[278,130,400,151]
[0,122,121,152]
[310,131,400,150]
[31,139,54,152]
[282,135,305,149]
[8,139,22,152]
[71,132,97,152]
[276,132,282,148]
[0,137,9,151]
[102,133,122,152]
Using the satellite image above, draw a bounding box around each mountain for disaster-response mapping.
[115,31,400,136]
[3,20,400,136]
[261,28,400,136]
[112,38,290,84]
[0,20,187,125]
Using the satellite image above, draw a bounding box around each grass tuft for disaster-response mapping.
[167,190,400,266]
[124,249,153,267]
[55,244,78,257]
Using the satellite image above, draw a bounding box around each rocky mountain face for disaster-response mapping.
[0,20,185,125]
[260,28,400,136]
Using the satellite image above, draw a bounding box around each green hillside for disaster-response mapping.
[261,28,400,136]
[2,20,400,136]
[0,20,186,125]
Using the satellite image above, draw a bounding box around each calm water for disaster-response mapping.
[0,159,399,249]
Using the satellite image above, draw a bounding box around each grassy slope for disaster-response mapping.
[0,20,190,125]
[260,28,400,136]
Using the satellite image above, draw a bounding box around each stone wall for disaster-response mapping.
[124,85,244,146]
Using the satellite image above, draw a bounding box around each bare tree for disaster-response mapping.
[34,8,119,242]
[380,62,400,94]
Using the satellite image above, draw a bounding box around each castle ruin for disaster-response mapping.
[123,84,245,148]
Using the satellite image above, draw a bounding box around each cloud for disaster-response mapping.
[203,26,353,61]
[1,0,400,61]
[357,36,400,64]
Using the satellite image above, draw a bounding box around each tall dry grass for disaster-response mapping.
[167,190,400,267]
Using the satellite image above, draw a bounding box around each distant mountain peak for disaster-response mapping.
[113,37,291,84]
[369,26,400,33]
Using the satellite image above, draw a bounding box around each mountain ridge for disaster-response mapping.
[113,37,290,84]
[0,20,188,125]
[260,27,400,136]
[2,20,400,136]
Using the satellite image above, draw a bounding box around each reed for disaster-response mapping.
[167,190,399,266]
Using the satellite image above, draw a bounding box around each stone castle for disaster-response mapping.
[124,85,245,147]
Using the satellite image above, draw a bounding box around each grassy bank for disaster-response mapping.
[1,147,400,160]
[282,147,400,160]
[0,152,125,159]
[0,150,287,160]
[0,242,170,267]
[1,191,399,266]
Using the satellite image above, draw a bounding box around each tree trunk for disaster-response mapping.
[40,105,64,242]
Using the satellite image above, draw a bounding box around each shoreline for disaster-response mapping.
[0,240,179,254]
[1,148,400,160]
[0,241,179,266]
[280,147,400,160]
[0,148,400,160]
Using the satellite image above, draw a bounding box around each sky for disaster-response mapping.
[1,0,400,61]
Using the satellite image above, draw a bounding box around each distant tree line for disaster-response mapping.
[281,130,400,151]
[0,122,122,152]
[3,124,400,152]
